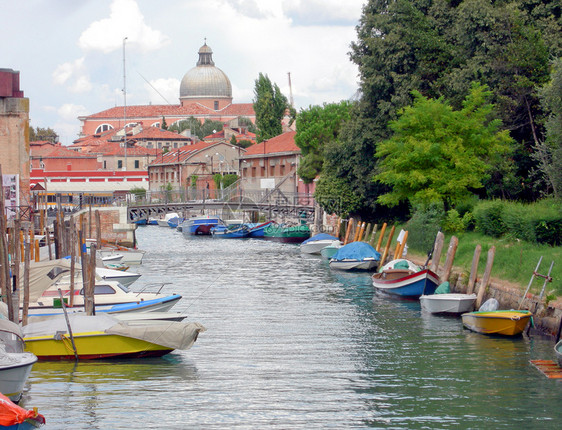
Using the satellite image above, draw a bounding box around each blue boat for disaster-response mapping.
[132,218,148,225]
[211,224,250,238]
[372,259,440,298]
[246,221,274,238]
[181,216,222,235]
[166,215,183,229]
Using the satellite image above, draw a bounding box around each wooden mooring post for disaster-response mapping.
[476,246,496,309]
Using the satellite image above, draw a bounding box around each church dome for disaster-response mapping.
[179,43,232,100]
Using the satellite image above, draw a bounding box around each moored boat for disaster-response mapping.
[420,293,477,314]
[329,242,381,271]
[0,320,37,403]
[211,224,250,238]
[300,233,340,255]
[156,212,180,227]
[0,392,45,428]
[320,242,342,259]
[555,340,562,367]
[263,223,311,243]
[97,246,146,265]
[95,266,141,287]
[246,221,274,238]
[461,310,533,336]
[181,215,222,235]
[22,314,205,360]
[372,259,440,298]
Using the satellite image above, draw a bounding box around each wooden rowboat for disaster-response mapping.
[461,310,533,336]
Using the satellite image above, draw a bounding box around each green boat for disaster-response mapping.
[263,224,311,243]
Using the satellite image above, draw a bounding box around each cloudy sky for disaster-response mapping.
[1,0,365,145]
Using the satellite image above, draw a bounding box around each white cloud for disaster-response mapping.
[52,57,92,93]
[282,0,364,26]
[144,78,180,105]
[78,0,170,54]
[58,103,89,121]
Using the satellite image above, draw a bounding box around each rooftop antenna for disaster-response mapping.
[123,36,128,170]
[287,72,294,107]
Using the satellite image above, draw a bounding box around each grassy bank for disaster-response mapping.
[395,229,562,297]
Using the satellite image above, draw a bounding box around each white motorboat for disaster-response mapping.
[420,293,477,314]
[101,254,123,263]
[21,259,181,317]
[96,266,141,287]
[0,319,37,402]
[98,247,146,265]
[329,242,381,271]
[300,234,341,255]
[157,212,180,227]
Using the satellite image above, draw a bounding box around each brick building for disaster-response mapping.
[0,68,30,218]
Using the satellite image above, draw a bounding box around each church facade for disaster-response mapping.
[77,42,255,137]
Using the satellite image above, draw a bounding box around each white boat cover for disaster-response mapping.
[19,259,74,302]
[22,314,206,351]
[0,319,24,338]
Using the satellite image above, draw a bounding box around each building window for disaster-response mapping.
[134,160,140,169]
[103,160,107,169]
[214,101,219,110]
[118,160,123,169]
[158,142,162,149]
[95,124,114,134]
[174,142,178,148]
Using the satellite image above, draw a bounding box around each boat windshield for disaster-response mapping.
[0,330,25,353]
[116,282,131,293]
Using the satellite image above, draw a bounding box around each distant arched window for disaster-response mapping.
[151,122,160,128]
[95,124,114,134]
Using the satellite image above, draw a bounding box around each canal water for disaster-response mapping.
[24,227,562,429]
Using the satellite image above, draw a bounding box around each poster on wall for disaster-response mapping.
[2,174,19,220]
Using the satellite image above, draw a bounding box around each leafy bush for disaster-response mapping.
[406,203,444,252]
[473,200,507,237]
[443,209,465,233]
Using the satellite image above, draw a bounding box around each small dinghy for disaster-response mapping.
[420,282,477,315]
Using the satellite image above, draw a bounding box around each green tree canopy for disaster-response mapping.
[168,117,223,140]
[295,101,352,183]
[29,126,58,143]
[252,73,289,142]
[375,83,514,209]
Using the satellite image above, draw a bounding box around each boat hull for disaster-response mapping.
[461,311,532,336]
[247,221,274,238]
[329,259,378,271]
[372,269,440,298]
[555,340,562,367]
[420,293,477,314]
[300,240,339,255]
[321,245,340,259]
[98,249,145,265]
[24,332,173,360]
[0,354,37,402]
[27,294,182,317]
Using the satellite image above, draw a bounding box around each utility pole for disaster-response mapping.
[123,36,128,171]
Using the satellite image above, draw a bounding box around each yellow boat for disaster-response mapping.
[461,310,532,336]
[23,314,205,360]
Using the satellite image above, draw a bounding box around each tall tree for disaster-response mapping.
[535,59,562,198]
[295,101,352,183]
[374,84,513,209]
[252,73,289,142]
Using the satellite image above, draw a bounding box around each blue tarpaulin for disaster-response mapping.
[301,233,338,244]
[332,242,381,261]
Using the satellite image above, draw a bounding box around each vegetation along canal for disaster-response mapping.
[24,227,562,429]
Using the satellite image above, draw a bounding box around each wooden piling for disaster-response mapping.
[356,222,366,242]
[12,219,21,323]
[467,245,482,295]
[69,218,76,307]
[476,246,496,309]
[34,240,40,262]
[344,218,354,245]
[380,225,395,266]
[398,231,409,258]
[376,223,387,252]
[22,237,31,326]
[95,210,102,247]
[429,231,445,273]
[363,223,372,243]
[442,236,459,282]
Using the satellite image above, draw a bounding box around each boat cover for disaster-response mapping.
[22,314,206,351]
[301,233,338,244]
[479,298,499,311]
[332,242,381,261]
[434,282,450,294]
[0,393,45,426]
[379,259,422,272]
[19,259,74,302]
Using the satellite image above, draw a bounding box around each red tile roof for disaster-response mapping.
[150,141,217,165]
[81,102,255,120]
[30,143,97,158]
[132,127,190,140]
[243,131,299,156]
